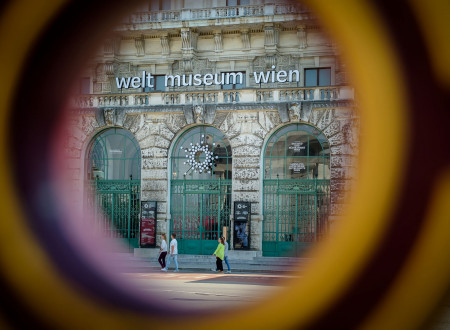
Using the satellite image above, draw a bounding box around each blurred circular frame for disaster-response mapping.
[0,0,449,329]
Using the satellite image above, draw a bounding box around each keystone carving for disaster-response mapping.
[103,108,115,125]
[193,104,204,123]
[288,103,302,121]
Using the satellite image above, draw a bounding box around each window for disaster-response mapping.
[143,75,166,92]
[150,0,171,11]
[227,0,250,5]
[304,68,331,87]
[264,124,330,180]
[80,77,90,94]
[87,128,141,180]
[221,72,246,90]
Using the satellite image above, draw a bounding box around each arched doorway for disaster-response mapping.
[263,124,331,257]
[86,128,141,249]
[170,126,232,255]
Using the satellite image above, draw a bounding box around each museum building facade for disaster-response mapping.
[68,0,358,257]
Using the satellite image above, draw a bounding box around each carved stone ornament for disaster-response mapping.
[214,31,223,52]
[103,108,115,125]
[104,62,115,76]
[135,36,145,56]
[241,29,251,50]
[289,103,302,121]
[160,34,170,55]
[193,104,204,123]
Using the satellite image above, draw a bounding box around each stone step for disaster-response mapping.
[122,256,306,274]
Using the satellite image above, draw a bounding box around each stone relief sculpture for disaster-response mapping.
[103,108,115,125]
[288,103,302,121]
[193,104,204,123]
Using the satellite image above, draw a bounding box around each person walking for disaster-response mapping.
[211,236,231,273]
[158,233,168,270]
[212,237,225,273]
[222,236,231,273]
[162,233,179,272]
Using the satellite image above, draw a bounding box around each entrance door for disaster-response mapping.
[171,179,231,254]
[170,126,232,255]
[262,124,331,257]
[86,128,141,250]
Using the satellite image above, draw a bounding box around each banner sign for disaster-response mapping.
[234,221,250,250]
[234,201,250,222]
[139,201,157,248]
[233,201,251,250]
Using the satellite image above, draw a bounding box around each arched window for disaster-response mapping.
[263,124,331,257]
[171,126,232,180]
[264,124,330,180]
[86,128,141,249]
[87,128,141,180]
[170,126,232,255]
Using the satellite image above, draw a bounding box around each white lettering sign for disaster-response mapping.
[115,66,300,89]
[289,162,306,173]
[288,141,306,152]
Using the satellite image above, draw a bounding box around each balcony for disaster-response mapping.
[73,86,354,108]
[128,3,308,24]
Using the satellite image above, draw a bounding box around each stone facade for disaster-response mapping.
[69,0,358,252]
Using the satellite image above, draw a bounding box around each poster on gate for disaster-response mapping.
[233,202,251,250]
[140,201,157,248]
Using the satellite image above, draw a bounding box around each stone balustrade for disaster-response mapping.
[73,86,354,108]
[129,3,306,24]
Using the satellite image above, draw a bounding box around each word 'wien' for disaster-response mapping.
[115,66,300,89]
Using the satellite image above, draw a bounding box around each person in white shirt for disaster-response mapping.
[158,233,168,270]
[162,233,179,272]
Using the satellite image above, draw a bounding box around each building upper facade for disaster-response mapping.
[75,0,353,109]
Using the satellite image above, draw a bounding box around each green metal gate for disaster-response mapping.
[171,179,232,255]
[170,125,232,255]
[87,179,141,250]
[263,179,330,256]
[262,124,331,257]
[85,128,142,251]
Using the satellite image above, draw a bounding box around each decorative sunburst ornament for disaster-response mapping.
[180,134,219,176]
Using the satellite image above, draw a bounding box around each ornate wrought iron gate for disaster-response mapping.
[170,179,232,255]
[87,179,141,249]
[263,179,330,257]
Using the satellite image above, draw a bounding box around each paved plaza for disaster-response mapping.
[120,271,296,312]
